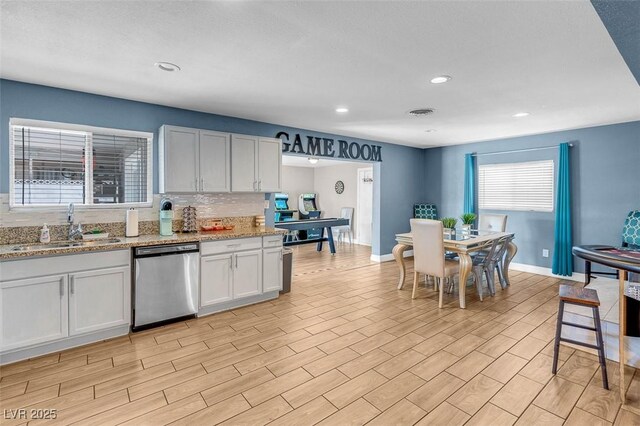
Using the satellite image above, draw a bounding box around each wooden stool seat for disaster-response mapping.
[552,284,608,390]
[559,284,600,307]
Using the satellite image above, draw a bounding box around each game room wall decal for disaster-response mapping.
[275,131,383,162]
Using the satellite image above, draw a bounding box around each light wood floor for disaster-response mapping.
[2,243,640,425]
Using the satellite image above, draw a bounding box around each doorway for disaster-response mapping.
[356,167,373,245]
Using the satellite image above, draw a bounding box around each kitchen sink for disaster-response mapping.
[10,238,122,252]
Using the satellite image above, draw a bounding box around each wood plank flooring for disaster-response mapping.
[2,243,640,425]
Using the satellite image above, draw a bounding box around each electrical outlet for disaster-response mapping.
[542,249,549,258]
[263,200,270,210]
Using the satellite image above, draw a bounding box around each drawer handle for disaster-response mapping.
[227,243,241,248]
[70,277,75,295]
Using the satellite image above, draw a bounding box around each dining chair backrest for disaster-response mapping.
[340,207,354,229]
[410,219,445,278]
[622,210,640,248]
[479,214,508,232]
[489,235,511,263]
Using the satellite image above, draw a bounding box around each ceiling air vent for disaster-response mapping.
[408,108,435,116]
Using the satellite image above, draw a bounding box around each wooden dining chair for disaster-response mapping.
[410,219,459,307]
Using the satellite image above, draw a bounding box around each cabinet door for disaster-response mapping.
[201,254,233,307]
[257,137,282,192]
[233,250,262,298]
[262,247,283,293]
[1,275,68,351]
[231,134,258,192]
[199,131,231,192]
[69,266,130,335]
[161,126,199,193]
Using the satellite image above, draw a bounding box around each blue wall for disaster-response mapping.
[0,79,426,255]
[424,121,640,271]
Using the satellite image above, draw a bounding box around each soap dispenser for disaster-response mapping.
[40,224,51,243]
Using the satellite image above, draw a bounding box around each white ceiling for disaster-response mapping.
[1,1,639,148]
[282,154,367,168]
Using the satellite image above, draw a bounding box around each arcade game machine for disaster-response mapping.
[298,193,322,240]
[274,193,297,223]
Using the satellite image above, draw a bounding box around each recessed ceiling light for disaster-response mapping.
[155,62,181,72]
[512,112,530,118]
[308,158,319,164]
[424,129,437,133]
[430,75,451,84]
[335,107,349,113]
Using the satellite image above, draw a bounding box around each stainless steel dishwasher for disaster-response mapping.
[133,243,199,331]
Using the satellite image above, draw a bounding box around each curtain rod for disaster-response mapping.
[471,143,573,157]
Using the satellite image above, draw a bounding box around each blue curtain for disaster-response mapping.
[463,153,476,215]
[552,143,573,276]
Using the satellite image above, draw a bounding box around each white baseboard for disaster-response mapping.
[371,250,413,263]
[367,256,609,285]
[508,262,620,285]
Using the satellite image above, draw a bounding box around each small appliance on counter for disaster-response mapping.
[125,208,139,237]
[182,206,197,233]
[159,198,174,236]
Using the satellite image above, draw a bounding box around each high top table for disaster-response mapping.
[573,245,640,411]
[394,230,517,309]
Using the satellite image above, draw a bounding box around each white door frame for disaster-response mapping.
[356,167,373,246]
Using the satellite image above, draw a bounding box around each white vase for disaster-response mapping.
[461,224,472,235]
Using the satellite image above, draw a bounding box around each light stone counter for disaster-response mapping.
[0,227,285,260]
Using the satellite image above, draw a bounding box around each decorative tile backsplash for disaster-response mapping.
[0,193,265,227]
[0,192,266,245]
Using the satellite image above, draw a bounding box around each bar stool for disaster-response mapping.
[552,284,608,389]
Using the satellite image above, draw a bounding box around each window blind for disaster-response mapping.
[11,122,152,207]
[12,126,87,206]
[478,160,554,212]
[92,133,149,204]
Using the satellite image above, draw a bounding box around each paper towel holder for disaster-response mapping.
[126,207,140,237]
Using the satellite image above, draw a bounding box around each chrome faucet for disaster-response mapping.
[67,203,83,240]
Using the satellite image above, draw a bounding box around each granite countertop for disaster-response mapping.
[0,227,286,260]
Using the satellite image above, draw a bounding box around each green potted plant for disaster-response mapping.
[441,217,458,237]
[460,213,477,234]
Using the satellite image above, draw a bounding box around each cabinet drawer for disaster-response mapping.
[201,237,262,256]
[263,235,283,248]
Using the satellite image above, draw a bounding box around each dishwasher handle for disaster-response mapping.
[135,243,199,257]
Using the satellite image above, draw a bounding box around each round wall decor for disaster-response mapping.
[335,180,345,194]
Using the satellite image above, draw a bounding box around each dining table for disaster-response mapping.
[393,229,517,309]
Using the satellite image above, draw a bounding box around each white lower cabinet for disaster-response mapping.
[233,250,262,298]
[0,250,130,357]
[201,253,233,307]
[69,266,130,335]
[200,236,282,311]
[262,247,283,292]
[1,275,69,351]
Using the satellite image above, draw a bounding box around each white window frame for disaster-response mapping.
[478,159,554,212]
[9,118,153,210]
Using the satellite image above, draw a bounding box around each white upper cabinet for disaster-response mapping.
[231,134,281,192]
[258,137,282,192]
[199,131,231,192]
[231,134,259,192]
[160,126,231,193]
[159,126,199,193]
